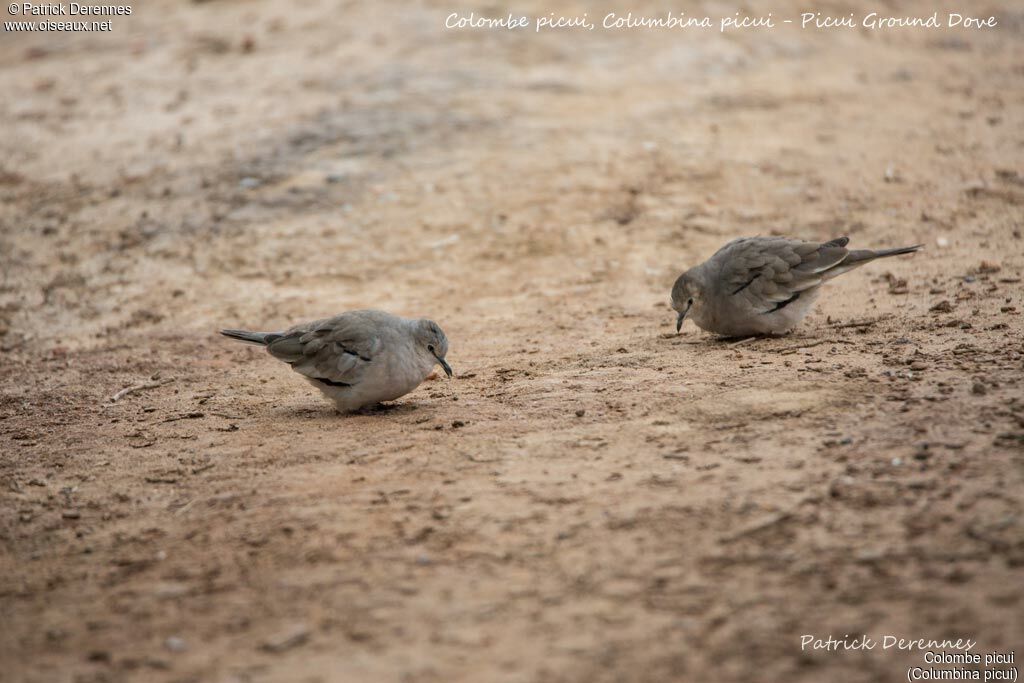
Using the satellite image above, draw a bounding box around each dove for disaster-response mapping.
[671,236,921,337]
[221,309,452,412]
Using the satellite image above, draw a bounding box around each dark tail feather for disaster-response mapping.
[871,244,923,258]
[220,329,276,345]
[846,244,923,264]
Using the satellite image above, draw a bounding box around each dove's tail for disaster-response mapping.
[844,244,923,265]
[220,329,281,346]
[817,242,921,280]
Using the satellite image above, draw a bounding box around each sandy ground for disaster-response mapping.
[1,1,1023,681]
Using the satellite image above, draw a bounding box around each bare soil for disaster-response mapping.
[1,1,1022,681]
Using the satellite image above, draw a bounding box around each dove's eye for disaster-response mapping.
[427,344,435,353]
[687,298,693,306]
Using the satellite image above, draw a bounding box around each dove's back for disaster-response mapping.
[687,236,920,336]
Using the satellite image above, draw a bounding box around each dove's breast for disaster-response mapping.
[693,286,822,336]
[310,339,434,412]
[371,346,435,401]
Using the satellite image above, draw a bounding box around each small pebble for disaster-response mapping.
[260,624,310,653]
[164,636,186,653]
[977,260,1001,274]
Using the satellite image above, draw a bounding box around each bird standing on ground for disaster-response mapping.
[671,236,921,337]
[221,310,452,413]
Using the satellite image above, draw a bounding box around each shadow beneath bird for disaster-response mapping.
[354,401,422,416]
[268,400,423,421]
[268,403,335,420]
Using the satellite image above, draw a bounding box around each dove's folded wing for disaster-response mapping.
[266,316,382,386]
[719,237,850,313]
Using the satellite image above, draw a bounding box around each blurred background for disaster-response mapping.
[1,1,1022,682]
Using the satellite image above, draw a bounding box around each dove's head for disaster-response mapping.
[414,319,452,377]
[670,272,701,333]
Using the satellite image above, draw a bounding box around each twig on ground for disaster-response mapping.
[727,336,758,347]
[828,314,892,330]
[775,339,855,354]
[110,378,172,403]
[161,411,205,423]
[721,511,794,542]
[830,320,876,329]
[776,340,830,353]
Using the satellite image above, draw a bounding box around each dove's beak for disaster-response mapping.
[675,309,688,333]
[435,355,453,378]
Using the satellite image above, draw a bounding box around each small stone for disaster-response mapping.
[164,636,186,652]
[45,629,67,643]
[887,277,909,295]
[575,409,585,417]
[260,624,310,653]
[856,548,887,562]
[930,300,953,313]
[971,382,987,396]
[154,582,188,599]
[976,260,1001,274]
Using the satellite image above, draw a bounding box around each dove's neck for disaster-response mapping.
[687,267,714,327]
[412,346,437,378]
[397,321,437,380]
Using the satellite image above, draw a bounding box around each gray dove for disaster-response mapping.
[221,309,452,412]
[671,236,921,337]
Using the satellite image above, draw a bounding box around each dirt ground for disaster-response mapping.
[1,1,1022,681]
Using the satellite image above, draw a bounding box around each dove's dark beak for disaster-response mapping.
[675,310,687,333]
[435,355,453,378]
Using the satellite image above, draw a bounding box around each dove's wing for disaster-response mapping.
[266,314,383,386]
[714,237,851,313]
